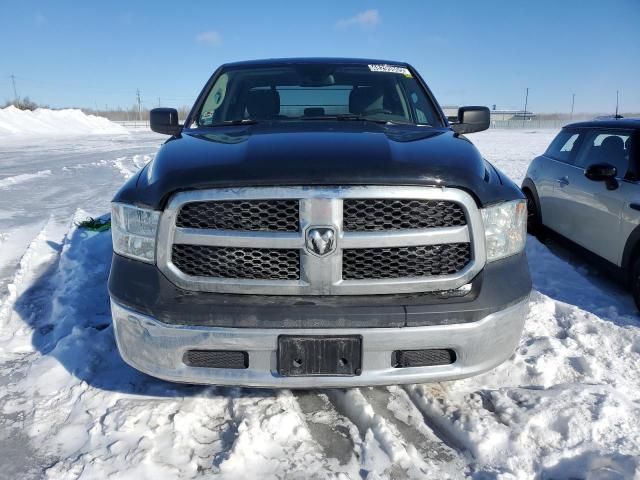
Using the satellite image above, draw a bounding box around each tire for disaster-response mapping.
[631,257,640,311]
[524,189,541,235]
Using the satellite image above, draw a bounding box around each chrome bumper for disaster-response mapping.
[111,298,529,388]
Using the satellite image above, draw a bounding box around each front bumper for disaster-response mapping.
[111,296,529,388]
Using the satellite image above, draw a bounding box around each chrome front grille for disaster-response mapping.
[172,245,300,280]
[176,199,299,231]
[343,199,466,231]
[157,186,486,295]
[342,243,471,280]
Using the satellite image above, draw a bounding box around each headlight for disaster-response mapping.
[111,203,160,263]
[481,200,527,262]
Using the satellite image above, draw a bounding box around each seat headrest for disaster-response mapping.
[601,135,624,153]
[246,89,280,118]
[349,86,384,115]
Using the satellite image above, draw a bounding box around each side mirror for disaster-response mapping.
[150,108,182,136]
[585,163,618,190]
[585,163,617,181]
[451,106,490,135]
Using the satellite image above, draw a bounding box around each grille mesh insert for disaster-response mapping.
[392,349,456,368]
[172,244,300,280]
[343,199,466,231]
[177,200,299,232]
[183,350,248,369]
[342,243,471,280]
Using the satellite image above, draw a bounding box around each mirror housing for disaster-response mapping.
[585,163,618,190]
[585,163,617,181]
[451,106,490,134]
[150,108,182,136]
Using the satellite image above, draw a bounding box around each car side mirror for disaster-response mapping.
[585,163,618,190]
[451,106,490,134]
[150,108,182,136]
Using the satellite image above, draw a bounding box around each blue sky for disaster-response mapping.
[1,0,638,113]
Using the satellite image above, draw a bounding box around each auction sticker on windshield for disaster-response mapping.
[368,64,412,77]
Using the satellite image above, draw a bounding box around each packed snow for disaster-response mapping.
[0,127,638,479]
[0,106,127,137]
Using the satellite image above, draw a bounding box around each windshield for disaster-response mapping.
[195,63,442,127]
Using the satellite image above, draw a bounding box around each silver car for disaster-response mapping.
[523,118,640,307]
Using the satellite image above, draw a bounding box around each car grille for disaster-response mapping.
[158,186,484,295]
[172,244,300,280]
[342,243,471,280]
[343,199,466,231]
[176,199,299,232]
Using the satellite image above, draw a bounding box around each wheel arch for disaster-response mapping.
[521,178,542,224]
[622,225,640,286]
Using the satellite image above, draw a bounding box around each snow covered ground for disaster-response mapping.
[0,127,638,479]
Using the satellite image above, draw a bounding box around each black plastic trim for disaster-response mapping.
[108,252,531,329]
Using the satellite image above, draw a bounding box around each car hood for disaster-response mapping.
[116,122,521,209]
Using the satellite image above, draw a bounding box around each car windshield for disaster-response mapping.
[195,63,442,127]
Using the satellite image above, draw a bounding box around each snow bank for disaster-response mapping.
[0,105,127,137]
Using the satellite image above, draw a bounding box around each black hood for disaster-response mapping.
[115,122,522,209]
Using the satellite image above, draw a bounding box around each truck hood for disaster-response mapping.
[117,122,522,209]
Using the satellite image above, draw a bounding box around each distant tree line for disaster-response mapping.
[81,105,192,122]
[3,97,50,110]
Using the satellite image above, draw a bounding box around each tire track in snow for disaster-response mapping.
[402,384,473,458]
[0,170,52,189]
[369,386,467,477]
[324,387,466,478]
[293,391,359,467]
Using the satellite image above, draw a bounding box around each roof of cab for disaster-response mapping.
[220,57,410,68]
[564,118,640,130]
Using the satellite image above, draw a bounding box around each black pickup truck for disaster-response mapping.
[108,58,531,388]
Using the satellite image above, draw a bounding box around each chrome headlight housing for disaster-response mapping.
[111,203,160,263]
[481,200,527,262]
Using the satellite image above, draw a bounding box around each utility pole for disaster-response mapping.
[158,97,161,108]
[522,87,529,128]
[10,74,18,102]
[615,90,619,118]
[136,89,142,121]
[570,93,575,120]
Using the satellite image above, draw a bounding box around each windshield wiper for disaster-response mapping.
[302,114,420,126]
[207,119,258,127]
[335,114,388,123]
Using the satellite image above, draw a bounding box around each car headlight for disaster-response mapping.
[111,203,160,263]
[481,199,527,262]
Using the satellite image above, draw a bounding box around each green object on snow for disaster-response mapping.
[76,217,111,232]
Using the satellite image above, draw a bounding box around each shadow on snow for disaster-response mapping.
[14,219,274,399]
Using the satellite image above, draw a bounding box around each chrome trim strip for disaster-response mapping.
[341,225,469,249]
[174,228,302,249]
[156,186,486,295]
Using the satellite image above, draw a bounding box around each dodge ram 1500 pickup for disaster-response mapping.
[108,58,531,387]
